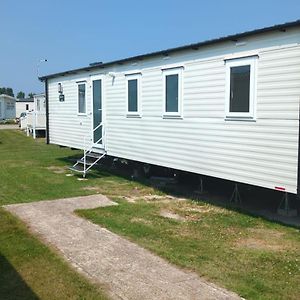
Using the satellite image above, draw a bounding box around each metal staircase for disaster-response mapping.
[69,123,106,177]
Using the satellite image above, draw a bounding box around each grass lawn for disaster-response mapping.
[0,130,151,205]
[0,130,153,299]
[78,198,300,300]
[1,130,300,299]
[0,207,108,300]
[0,129,158,299]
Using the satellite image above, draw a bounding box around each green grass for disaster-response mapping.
[78,199,300,300]
[0,130,154,205]
[0,129,157,299]
[2,129,300,299]
[0,207,108,300]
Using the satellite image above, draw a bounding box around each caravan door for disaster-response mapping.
[91,76,103,149]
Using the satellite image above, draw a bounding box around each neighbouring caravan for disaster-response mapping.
[20,93,46,138]
[15,97,34,118]
[40,20,300,197]
[0,94,16,120]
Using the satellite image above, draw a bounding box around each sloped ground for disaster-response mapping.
[79,197,300,300]
[5,195,240,300]
[1,130,300,299]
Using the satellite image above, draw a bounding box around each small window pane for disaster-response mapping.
[128,79,138,112]
[37,100,40,111]
[229,65,250,113]
[78,84,86,113]
[166,74,178,112]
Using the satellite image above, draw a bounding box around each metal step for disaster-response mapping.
[76,159,97,166]
[69,148,106,176]
[91,147,105,154]
[69,165,85,173]
[86,152,103,159]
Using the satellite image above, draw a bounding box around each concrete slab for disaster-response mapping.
[4,195,241,300]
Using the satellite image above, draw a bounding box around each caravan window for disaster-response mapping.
[225,57,257,119]
[78,83,86,114]
[128,79,138,112]
[36,99,40,111]
[163,68,182,117]
[6,102,14,110]
[126,74,141,116]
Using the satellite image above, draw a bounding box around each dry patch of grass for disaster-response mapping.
[81,183,163,200]
[46,166,67,174]
[160,209,186,221]
[235,227,298,252]
[130,217,153,225]
[122,194,187,203]
[4,160,37,168]
[157,199,231,222]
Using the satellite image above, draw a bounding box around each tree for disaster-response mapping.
[0,87,14,97]
[6,88,14,97]
[17,91,25,99]
[28,92,35,98]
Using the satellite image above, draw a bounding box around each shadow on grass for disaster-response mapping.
[0,254,39,300]
[58,153,300,229]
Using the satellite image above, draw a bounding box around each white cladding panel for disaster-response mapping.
[47,29,300,193]
[0,97,16,119]
[48,75,93,149]
[16,102,34,118]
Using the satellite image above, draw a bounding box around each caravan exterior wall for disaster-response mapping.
[0,95,16,120]
[15,100,34,118]
[47,27,300,194]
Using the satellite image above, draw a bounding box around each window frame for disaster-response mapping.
[77,82,87,115]
[6,101,14,110]
[163,67,183,118]
[36,99,41,111]
[126,73,141,117]
[225,56,257,120]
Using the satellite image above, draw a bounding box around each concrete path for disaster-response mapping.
[4,195,240,300]
[0,124,19,129]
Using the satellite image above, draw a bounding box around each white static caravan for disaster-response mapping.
[15,98,34,118]
[0,94,16,120]
[20,94,46,138]
[40,20,300,197]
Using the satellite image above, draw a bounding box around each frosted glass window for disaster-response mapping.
[78,84,86,114]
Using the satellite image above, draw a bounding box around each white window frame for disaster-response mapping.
[163,67,182,118]
[126,73,141,117]
[225,56,257,120]
[77,82,87,115]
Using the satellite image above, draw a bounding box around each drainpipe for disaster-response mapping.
[45,79,50,144]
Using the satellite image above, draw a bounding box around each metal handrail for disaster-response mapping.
[93,122,103,133]
[81,122,104,177]
[94,137,103,145]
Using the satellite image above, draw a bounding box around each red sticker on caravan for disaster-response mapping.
[275,186,286,191]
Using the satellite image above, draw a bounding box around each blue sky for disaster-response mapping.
[0,0,300,95]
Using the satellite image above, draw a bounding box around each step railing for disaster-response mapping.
[23,111,46,139]
[74,122,105,177]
